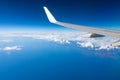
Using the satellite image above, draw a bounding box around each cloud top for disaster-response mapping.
[0,32,119,50]
[29,32,119,50]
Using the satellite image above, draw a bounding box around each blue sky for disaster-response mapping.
[0,0,120,30]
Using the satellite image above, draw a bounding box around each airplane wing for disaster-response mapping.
[43,6,120,38]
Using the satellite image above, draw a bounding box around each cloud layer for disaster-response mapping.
[29,32,118,50]
[0,32,119,50]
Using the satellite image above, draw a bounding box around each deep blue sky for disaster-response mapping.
[0,0,120,30]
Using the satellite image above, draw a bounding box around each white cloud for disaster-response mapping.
[0,32,119,50]
[29,32,119,50]
[77,41,94,48]
[2,40,13,43]
[2,39,13,42]
[0,39,13,43]
[3,46,22,51]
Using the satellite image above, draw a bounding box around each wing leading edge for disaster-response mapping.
[43,6,120,38]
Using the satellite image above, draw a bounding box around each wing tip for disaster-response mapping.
[43,6,57,23]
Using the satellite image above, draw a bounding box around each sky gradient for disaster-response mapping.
[0,0,120,30]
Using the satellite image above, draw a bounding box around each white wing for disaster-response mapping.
[43,6,120,38]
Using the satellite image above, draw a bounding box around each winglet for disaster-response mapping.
[43,6,57,23]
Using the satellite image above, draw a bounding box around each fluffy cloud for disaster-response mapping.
[0,32,119,50]
[30,32,119,50]
[2,40,13,43]
[77,42,94,48]
[3,46,22,51]
[0,39,13,43]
